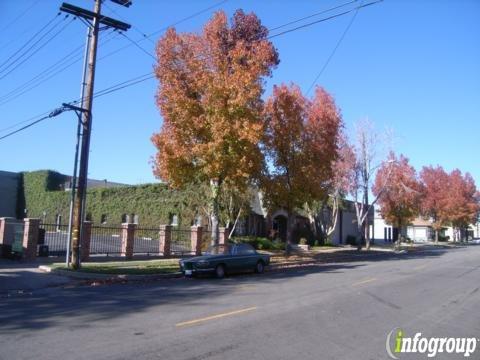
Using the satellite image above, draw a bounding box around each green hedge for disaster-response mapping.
[20,170,202,227]
[231,236,284,250]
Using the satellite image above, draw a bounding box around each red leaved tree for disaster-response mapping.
[419,166,450,243]
[152,10,279,243]
[373,153,422,243]
[444,170,480,241]
[304,131,355,243]
[262,84,341,248]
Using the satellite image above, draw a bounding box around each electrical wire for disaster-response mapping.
[0,15,75,81]
[0,0,384,141]
[268,0,358,33]
[268,0,382,39]
[0,0,41,34]
[306,1,363,95]
[0,30,119,106]
[0,13,62,72]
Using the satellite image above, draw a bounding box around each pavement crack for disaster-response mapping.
[364,290,402,310]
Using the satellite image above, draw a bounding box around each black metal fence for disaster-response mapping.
[134,227,160,255]
[40,223,68,256]
[38,224,212,257]
[170,227,192,255]
[90,225,122,255]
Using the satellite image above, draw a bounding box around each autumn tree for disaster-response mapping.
[419,166,450,243]
[152,10,279,243]
[262,84,341,248]
[304,132,355,243]
[373,153,422,244]
[445,170,480,241]
[349,119,384,250]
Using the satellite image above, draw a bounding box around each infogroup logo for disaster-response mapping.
[386,328,478,358]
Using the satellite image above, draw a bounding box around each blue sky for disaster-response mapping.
[0,0,479,186]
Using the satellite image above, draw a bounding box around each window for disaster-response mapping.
[101,214,107,225]
[235,244,256,255]
[85,213,92,222]
[121,214,127,223]
[170,214,178,226]
[133,214,139,224]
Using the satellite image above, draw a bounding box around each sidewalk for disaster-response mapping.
[0,258,74,294]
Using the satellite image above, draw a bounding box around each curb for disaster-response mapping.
[38,265,184,281]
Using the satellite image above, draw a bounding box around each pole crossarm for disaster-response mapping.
[60,3,131,31]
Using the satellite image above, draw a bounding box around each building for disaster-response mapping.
[373,206,480,242]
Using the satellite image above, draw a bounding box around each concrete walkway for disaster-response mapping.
[0,258,73,294]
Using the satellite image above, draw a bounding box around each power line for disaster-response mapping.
[0,0,41,34]
[104,1,155,44]
[268,0,382,39]
[95,0,229,64]
[268,0,358,33]
[0,30,119,106]
[0,15,75,81]
[306,1,363,95]
[118,32,156,60]
[0,108,65,141]
[0,0,383,141]
[0,13,62,72]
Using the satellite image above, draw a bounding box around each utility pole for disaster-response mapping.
[60,1,130,269]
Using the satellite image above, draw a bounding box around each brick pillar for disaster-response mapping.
[159,225,171,257]
[23,218,40,261]
[121,223,136,259]
[219,227,230,245]
[81,221,92,261]
[190,226,203,256]
[0,218,9,245]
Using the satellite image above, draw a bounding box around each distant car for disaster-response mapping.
[179,243,270,278]
[472,238,480,244]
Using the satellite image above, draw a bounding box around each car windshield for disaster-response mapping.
[205,244,231,255]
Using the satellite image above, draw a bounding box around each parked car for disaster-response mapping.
[179,243,270,278]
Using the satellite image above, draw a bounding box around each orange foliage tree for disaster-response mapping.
[262,84,341,247]
[152,10,279,243]
[444,170,480,241]
[373,153,422,242]
[419,166,450,243]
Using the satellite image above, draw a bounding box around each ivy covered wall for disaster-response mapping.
[19,170,203,227]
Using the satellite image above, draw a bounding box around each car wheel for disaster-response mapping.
[255,261,264,274]
[215,264,226,279]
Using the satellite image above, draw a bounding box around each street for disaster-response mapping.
[1,246,479,360]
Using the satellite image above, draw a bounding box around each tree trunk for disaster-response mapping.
[285,212,295,256]
[365,224,371,250]
[435,229,439,244]
[210,179,220,245]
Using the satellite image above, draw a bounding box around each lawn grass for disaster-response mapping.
[51,259,180,275]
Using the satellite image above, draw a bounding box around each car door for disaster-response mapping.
[235,244,258,271]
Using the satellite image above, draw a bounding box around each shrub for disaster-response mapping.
[231,236,284,250]
[299,238,308,245]
[438,235,449,242]
[292,226,315,245]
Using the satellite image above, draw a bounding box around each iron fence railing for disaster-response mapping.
[40,223,68,256]
[90,225,122,255]
[134,227,160,255]
[170,227,192,255]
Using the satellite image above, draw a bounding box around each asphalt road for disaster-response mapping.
[1,246,480,360]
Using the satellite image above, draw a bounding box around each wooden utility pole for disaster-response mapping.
[60,1,131,269]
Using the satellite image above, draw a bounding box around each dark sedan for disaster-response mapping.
[179,243,270,278]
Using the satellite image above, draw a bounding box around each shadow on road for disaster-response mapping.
[0,247,453,331]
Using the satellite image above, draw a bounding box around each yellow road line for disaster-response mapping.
[176,306,257,328]
[352,277,377,287]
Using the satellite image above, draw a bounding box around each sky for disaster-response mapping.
[0,0,479,186]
